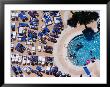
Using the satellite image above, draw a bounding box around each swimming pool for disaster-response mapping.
[67,31,100,66]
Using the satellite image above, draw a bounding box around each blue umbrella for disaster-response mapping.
[36,66,42,71]
[38,32,43,38]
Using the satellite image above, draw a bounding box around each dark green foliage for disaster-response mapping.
[82,28,95,41]
[67,11,99,27]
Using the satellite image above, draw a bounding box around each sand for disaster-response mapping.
[11,10,100,77]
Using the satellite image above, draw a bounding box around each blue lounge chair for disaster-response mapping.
[52,28,60,34]
[83,66,91,77]
[38,32,43,38]
[30,21,37,26]
[36,66,42,72]
[12,66,17,73]
[16,65,22,73]
[30,17,39,26]
[21,36,27,41]
[11,25,15,31]
[50,11,59,16]
[42,27,50,35]
[18,12,27,20]
[11,66,18,75]
[43,14,52,25]
[18,13,24,20]
[30,25,35,28]
[15,43,26,53]
[44,27,50,32]
[19,23,29,27]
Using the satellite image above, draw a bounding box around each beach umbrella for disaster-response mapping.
[36,66,42,71]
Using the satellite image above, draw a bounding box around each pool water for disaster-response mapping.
[67,31,100,66]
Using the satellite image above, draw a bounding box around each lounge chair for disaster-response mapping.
[18,27,24,34]
[50,11,60,17]
[27,56,31,65]
[18,55,22,65]
[48,36,57,43]
[46,66,51,75]
[18,11,28,22]
[11,11,18,21]
[15,54,19,64]
[15,43,26,53]
[11,54,15,64]
[11,12,16,20]
[38,45,42,52]
[54,17,61,24]
[16,65,23,74]
[32,46,36,55]
[44,46,53,54]
[11,42,14,52]
[11,65,18,76]
[22,56,27,65]
[26,40,31,45]
[12,31,16,40]
[27,48,32,55]
[41,57,45,65]
[43,13,52,26]
[11,22,16,31]
[36,65,42,72]
[19,22,29,27]
[83,66,91,77]
[38,56,43,64]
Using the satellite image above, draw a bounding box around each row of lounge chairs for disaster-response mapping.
[11,64,71,77]
[11,53,54,66]
[11,41,53,54]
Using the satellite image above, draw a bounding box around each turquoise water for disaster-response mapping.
[67,32,100,66]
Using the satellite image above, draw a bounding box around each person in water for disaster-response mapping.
[69,53,76,59]
[90,50,93,56]
[75,42,83,51]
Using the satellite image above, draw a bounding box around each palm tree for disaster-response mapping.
[67,11,99,41]
[67,11,99,28]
